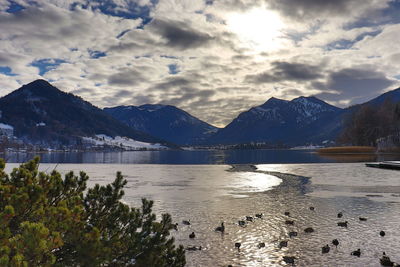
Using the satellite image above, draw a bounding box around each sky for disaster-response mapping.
[1,0,400,127]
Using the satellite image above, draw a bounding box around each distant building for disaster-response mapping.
[377,133,400,152]
[0,123,13,137]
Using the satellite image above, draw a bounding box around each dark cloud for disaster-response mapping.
[315,68,395,105]
[148,19,214,49]
[152,77,192,91]
[245,61,322,84]
[115,89,133,98]
[107,68,145,86]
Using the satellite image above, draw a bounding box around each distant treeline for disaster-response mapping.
[338,99,400,146]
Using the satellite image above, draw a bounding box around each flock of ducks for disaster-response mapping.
[177,207,399,266]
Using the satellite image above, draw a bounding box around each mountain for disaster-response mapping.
[207,96,344,146]
[0,80,168,147]
[355,87,400,107]
[104,104,218,145]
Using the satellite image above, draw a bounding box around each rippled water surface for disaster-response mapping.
[6,163,400,266]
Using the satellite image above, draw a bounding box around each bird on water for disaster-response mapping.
[189,232,196,239]
[351,249,361,257]
[238,220,246,227]
[288,231,298,238]
[279,240,288,248]
[332,239,339,248]
[235,242,241,251]
[283,256,296,265]
[304,227,314,233]
[215,222,225,233]
[322,244,330,254]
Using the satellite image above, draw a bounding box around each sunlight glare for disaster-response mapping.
[226,8,285,51]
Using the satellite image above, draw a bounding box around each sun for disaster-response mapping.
[226,8,285,52]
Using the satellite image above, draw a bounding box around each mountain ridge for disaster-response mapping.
[104,104,218,145]
[0,80,169,147]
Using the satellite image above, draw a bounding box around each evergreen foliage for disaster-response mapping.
[0,157,185,266]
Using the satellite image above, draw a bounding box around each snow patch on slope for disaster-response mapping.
[82,134,168,150]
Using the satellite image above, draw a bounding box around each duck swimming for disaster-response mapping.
[351,249,361,257]
[189,232,196,239]
[215,222,225,233]
[332,239,339,248]
[322,244,330,254]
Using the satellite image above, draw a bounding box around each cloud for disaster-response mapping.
[245,61,323,84]
[147,18,214,49]
[268,0,388,21]
[315,67,395,105]
[107,68,146,86]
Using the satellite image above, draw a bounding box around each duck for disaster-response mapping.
[186,246,202,251]
[359,217,367,221]
[182,220,191,225]
[238,220,246,227]
[189,232,196,239]
[258,242,265,249]
[322,244,330,254]
[255,213,263,219]
[285,220,295,225]
[337,212,343,218]
[215,222,225,233]
[304,227,314,233]
[309,206,315,211]
[351,249,361,257]
[235,242,241,251]
[288,231,298,238]
[380,252,394,266]
[282,256,296,265]
[284,211,290,216]
[332,239,339,248]
[380,230,386,237]
[246,216,254,222]
[337,221,348,228]
[278,240,288,248]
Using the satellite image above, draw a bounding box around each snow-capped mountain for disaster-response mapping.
[0,80,169,148]
[207,96,344,145]
[104,104,218,145]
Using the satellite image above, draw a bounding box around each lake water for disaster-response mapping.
[5,162,400,267]
[2,149,400,164]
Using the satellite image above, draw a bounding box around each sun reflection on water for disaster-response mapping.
[226,171,282,197]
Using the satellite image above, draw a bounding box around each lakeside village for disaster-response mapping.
[1,119,399,153]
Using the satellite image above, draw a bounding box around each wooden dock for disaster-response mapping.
[366,161,400,170]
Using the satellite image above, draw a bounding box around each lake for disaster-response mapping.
[5,161,400,266]
[2,149,400,164]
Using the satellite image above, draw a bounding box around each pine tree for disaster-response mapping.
[0,157,185,266]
